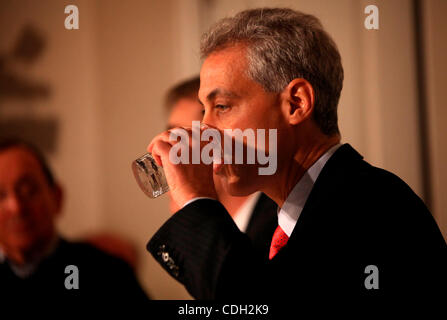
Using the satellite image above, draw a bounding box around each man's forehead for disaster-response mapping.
[199,46,249,100]
[168,98,203,128]
[0,147,42,174]
[201,46,246,76]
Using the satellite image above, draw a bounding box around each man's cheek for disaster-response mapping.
[227,164,257,191]
[0,229,5,243]
[0,216,11,237]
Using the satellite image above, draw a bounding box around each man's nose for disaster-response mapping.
[202,113,217,128]
[4,194,25,216]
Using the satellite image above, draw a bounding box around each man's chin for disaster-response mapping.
[221,176,256,197]
[217,163,262,196]
[2,239,35,263]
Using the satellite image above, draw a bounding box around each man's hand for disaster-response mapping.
[147,128,218,209]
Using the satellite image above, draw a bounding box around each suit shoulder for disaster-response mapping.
[60,239,134,273]
[341,160,444,242]
[344,159,421,201]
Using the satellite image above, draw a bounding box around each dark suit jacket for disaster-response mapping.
[244,193,278,260]
[147,144,447,301]
[0,238,149,303]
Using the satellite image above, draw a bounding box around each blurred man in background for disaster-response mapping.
[0,139,149,302]
[165,76,278,259]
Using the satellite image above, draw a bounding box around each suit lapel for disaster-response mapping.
[286,144,364,246]
[245,193,278,260]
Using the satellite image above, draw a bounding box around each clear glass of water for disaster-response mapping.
[132,153,169,198]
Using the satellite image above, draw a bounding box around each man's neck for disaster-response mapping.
[219,193,251,217]
[2,234,59,267]
[264,135,340,208]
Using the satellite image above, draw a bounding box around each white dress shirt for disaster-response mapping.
[278,144,341,237]
[233,191,262,232]
[183,192,261,233]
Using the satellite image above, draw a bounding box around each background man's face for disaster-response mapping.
[199,45,288,196]
[167,98,203,130]
[0,147,60,262]
[167,98,204,212]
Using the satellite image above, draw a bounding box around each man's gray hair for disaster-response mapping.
[200,8,343,136]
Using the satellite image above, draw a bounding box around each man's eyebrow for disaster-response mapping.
[198,88,238,105]
[16,174,39,188]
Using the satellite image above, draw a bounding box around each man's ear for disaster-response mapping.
[282,78,315,125]
[51,183,64,217]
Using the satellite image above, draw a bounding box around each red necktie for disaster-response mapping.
[269,225,289,260]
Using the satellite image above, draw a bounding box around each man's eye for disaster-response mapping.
[215,104,229,111]
[17,182,39,200]
[0,189,7,202]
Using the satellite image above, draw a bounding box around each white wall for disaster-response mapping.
[93,0,193,299]
[0,0,103,236]
[424,0,447,239]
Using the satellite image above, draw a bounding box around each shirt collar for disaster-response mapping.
[278,144,341,237]
[233,191,262,232]
[0,236,61,278]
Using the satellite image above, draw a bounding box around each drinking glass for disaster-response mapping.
[132,123,216,198]
[132,153,169,198]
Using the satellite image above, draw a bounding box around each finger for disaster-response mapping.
[147,131,173,154]
[151,139,172,167]
[213,162,224,175]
